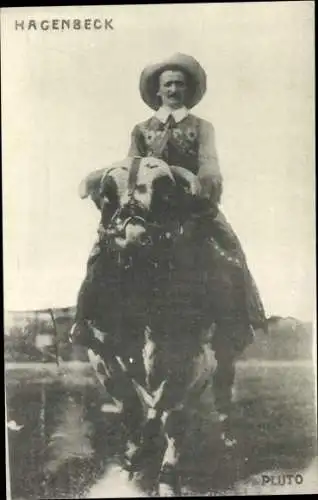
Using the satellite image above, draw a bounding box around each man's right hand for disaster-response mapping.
[170,165,202,198]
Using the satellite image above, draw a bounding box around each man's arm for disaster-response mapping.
[197,120,223,205]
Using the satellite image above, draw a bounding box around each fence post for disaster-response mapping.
[48,309,59,366]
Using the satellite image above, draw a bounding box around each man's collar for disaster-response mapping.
[155,106,189,124]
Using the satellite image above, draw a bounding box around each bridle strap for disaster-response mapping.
[127,156,143,197]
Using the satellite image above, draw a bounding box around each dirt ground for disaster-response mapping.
[5,360,317,498]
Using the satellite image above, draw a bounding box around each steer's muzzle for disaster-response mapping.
[108,216,152,250]
[123,219,151,247]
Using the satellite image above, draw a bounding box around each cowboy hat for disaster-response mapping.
[139,53,207,111]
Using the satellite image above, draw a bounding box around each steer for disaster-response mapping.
[76,156,248,495]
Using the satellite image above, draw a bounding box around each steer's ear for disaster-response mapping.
[78,168,107,201]
[78,164,124,210]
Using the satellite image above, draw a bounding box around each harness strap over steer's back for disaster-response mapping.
[127,156,143,197]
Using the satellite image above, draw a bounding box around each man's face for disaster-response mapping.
[157,70,187,109]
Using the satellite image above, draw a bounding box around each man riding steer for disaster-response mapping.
[71,53,267,445]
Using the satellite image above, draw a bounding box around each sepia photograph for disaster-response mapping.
[2,2,316,498]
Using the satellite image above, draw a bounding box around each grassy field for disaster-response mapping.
[5,360,317,498]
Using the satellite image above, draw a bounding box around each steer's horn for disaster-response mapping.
[169,165,202,197]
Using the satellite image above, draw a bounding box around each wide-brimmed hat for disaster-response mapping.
[139,53,207,111]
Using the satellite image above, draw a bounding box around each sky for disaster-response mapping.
[1,2,315,320]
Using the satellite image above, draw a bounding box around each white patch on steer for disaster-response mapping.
[86,464,146,498]
[131,379,166,408]
[87,348,107,386]
[87,349,124,413]
[115,356,128,372]
[158,482,176,497]
[147,408,156,420]
[7,420,24,432]
[90,324,105,343]
[158,412,181,496]
[152,380,167,406]
[163,435,179,466]
[101,400,123,413]
[188,343,216,392]
[161,410,169,427]
[125,439,139,461]
[142,327,157,390]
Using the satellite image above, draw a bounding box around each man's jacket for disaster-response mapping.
[128,109,223,205]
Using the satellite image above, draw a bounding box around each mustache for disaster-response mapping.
[167,92,181,98]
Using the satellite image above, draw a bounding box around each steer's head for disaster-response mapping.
[79,156,201,253]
